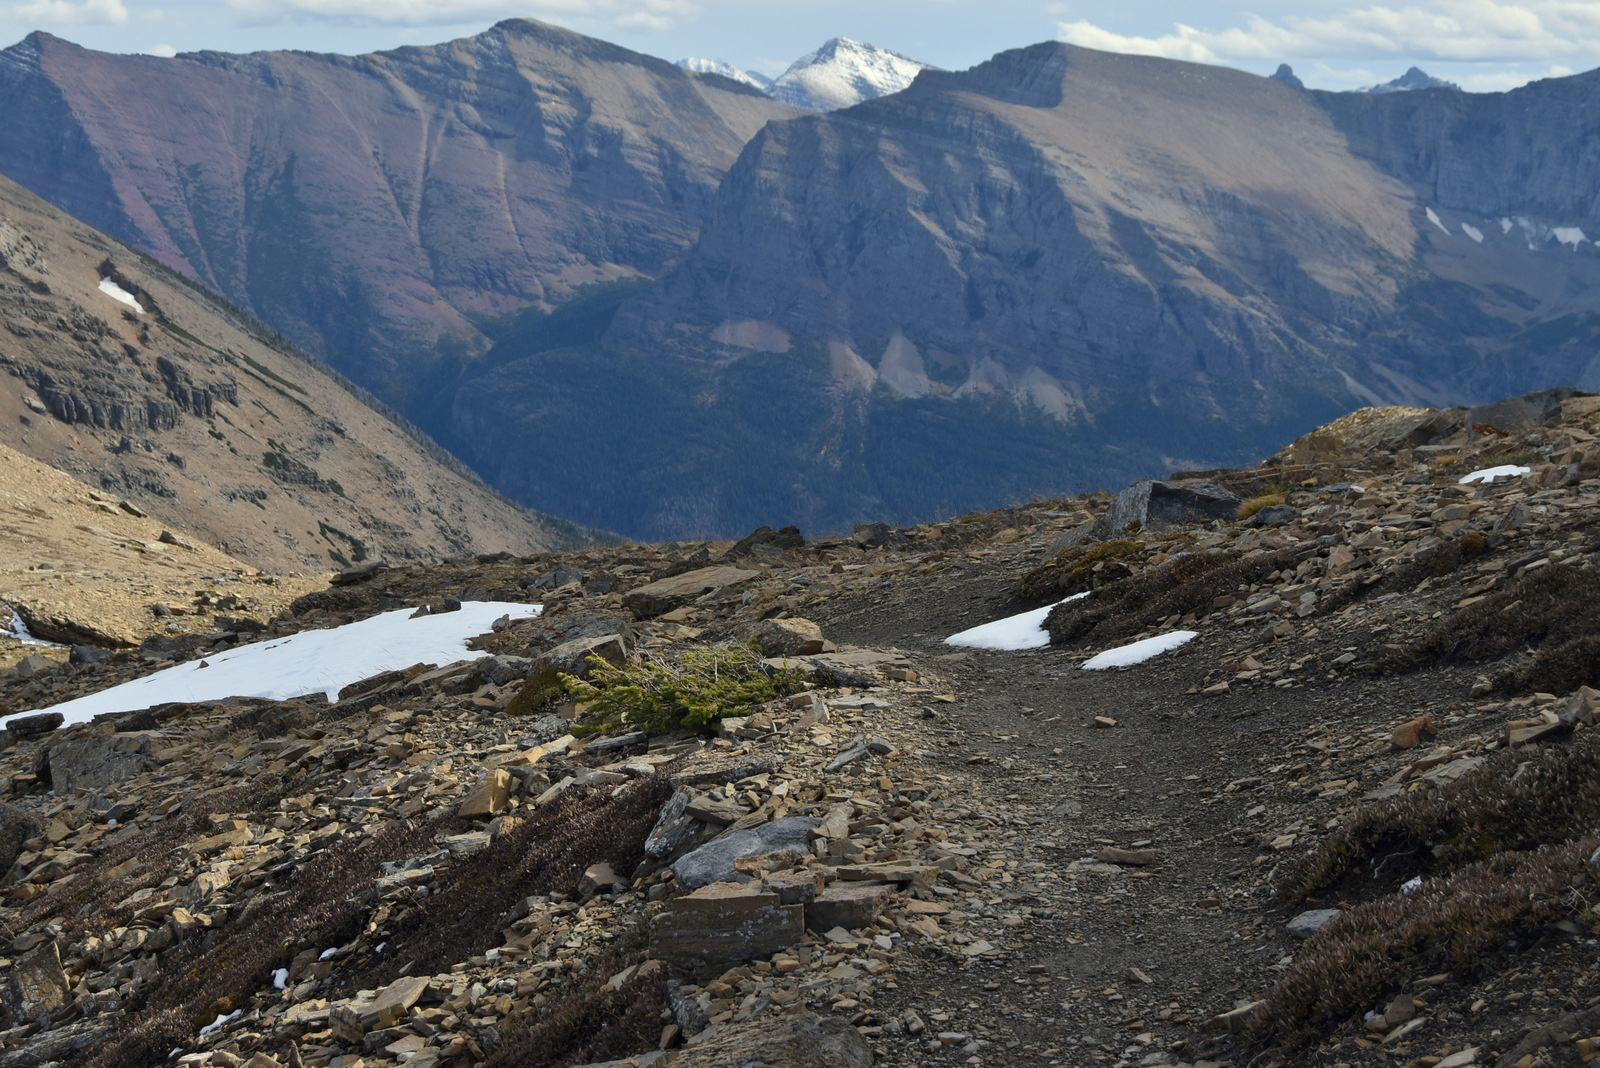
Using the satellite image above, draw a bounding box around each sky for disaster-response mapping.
[0,0,1593,93]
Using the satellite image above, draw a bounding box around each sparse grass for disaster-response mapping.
[1277,730,1600,905]
[1237,493,1287,520]
[1251,837,1594,1049]
[1376,563,1600,691]
[1016,538,1143,601]
[1045,549,1297,647]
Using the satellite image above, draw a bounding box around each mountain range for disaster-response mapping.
[2,21,1599,540]
[679,37,931,112]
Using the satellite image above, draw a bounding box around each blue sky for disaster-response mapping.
[1,0,1592,92]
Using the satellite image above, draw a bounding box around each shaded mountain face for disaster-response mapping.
[0,172,589,573]
[1362,66,1459,93]
[0,21,799,412]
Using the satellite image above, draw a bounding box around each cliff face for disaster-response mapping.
[0,21,799,407]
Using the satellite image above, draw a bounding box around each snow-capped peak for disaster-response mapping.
[767,37,932,112]
[676,57,772,91]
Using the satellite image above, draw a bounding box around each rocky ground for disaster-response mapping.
[1,390,1599,1068]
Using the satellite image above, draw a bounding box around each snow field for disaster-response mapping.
[2,601,540,729]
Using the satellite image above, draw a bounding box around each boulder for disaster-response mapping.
[45,732,153,794]
[727,525,804,557]
[12,655,54,680]
[806,882,891,932]
[5,712,63,737]
[752,617,827,656]
[1286,908,1341,938]
[578,862,625,897]
[671,817,821,889]
[1251,504,1300,527]
[644,785,700,861]
[2,940,71,1024]
[532,633,628,677]
[0,802,45,873]
[623,566,760,619]
[1097,480,1241,537]
[457,769,513,817]
[649,882,804,971]
[671,1012,872,1068]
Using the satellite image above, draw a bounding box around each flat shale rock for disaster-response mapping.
[673,1012,872,1067]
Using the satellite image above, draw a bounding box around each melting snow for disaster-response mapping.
[1459,464,1531,485]
[4,603,64,648]
[944,592,1089,651]
[1460,223,1484,244]
[272,968,289,990]
[1082,631,1198,670]
[97,277,144,314]
[200,1010,241,1036]
[1425,208,1451,236]
[1,601,539,730]
[1554,227,1588,249]
[1500,217,1515,234]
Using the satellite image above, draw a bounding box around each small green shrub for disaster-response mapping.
[561,642,804,735]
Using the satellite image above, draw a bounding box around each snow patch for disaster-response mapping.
[4,603,64,648]
[1459,464,1531,485]
[1082,631,1198,670]
[676,57,770,90]
[272,968,289,990]
[1500,218,1514,234]
[945,593,1089,652]
[98,277,143,314]
[3,601,540,730]
[1425,208,1451,236]
[1460,223,1484,244]
[1554,227,1588,249]
[200,1010,241,1036]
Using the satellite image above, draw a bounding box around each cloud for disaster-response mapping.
[144,41,176,54]
[1057,1,1600,66]
[7,0,129,24]
[226,0,698,32]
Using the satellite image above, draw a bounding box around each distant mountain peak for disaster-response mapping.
[676,56,772,90]
[1270,63,1304,89]
[1361,66,1460,94]
[767,36,932,111]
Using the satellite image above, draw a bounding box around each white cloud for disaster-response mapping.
[7,0,129,24]
[144,40,175,54]
[1058,1,1600,66]
[226,0,698,32]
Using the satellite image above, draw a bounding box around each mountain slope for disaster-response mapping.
[478,43,1599,538]
[0,21,800,411]
[766,37,931,111]
[0,171,587,573]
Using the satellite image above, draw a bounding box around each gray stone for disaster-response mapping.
[1466,387,1582,436]
[671,817,821,889]
[532,633,629,677]
[46,732,154,794]
[1251,504,1300,527]
[0,802,44,877]
[475,655,534,687]
[1098,480,1241,537]
[1286,908,1341,938]
[650,883,804,971]
[4,713,62,737]
[515,714,572,749]
[622,566,760,618]
[578,862,624,897]
[825,736,870,773]
[645,785,699,860]
[2,940,70,1024]
[669,1012,872,1067]
[11,655,54,680]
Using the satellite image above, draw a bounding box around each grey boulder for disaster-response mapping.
[671,817,820,889]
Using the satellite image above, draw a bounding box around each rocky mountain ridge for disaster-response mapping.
[1,388,1599,1067]
[0,20,799,413]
